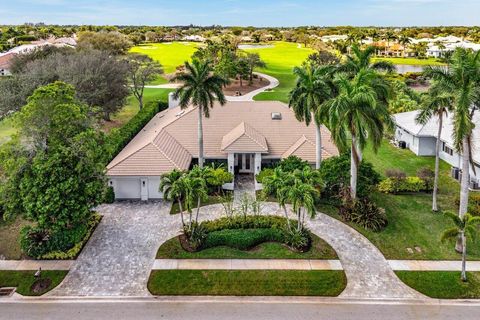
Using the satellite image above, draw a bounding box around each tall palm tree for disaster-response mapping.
[415,85,454,212]
[441,212,480,281]
[398,35,411,58]
[159,169,187,227]
[323,69,392,199]
[340,45,395,76]
[424,49,480,221]
[289,63,334,169]
[171,59,228,168]
[384,30,397,56]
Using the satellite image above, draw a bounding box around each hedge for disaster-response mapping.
[105,100,168,162]
[200,215,293,233]
[378,176,427,194]
[40,213,101,260]
[203,228,284,251]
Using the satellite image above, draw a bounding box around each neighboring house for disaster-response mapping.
[394,110,480,188]
[0,52,14,76]
[182,35,205,42]
[107,100,339,200]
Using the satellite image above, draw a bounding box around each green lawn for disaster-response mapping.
[130,42,201,74]
[396,271,480,299]
[148,270,346,296]
[243,41,314,103]
[373,57,446,66]
[156,233,337,259]
[0,217,32,260]
[319,142,470,260]
[0,270,67,296]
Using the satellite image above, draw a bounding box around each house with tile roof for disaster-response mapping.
[394,110,480,189]
[107,100,339,200]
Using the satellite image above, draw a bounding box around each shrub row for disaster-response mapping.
[105,101,168,161]
[200,215,292,233]
[203,228,284,251]
[378,176,428,194]
[39,213,101,260]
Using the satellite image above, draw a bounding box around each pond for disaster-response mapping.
[394,64,425,74]
[238,44,274,50]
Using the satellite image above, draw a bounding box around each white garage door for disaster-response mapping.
[114,178,141,199]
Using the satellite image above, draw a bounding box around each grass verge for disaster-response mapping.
[0,270,68,296]
[148,270,346,296]
[396,271,480,299]
[156,233,337,259]
[373,57,446,66]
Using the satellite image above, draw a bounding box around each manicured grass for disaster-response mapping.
[130,42,201,74]
[319,141,472,260]
[243,41,314,103]
[148,270,346,296]
[156,233,337,259]
[0,270,68,296]
[0,217,32,260]
[107,88,172,131]
[396,271,480,299]
[373,57,446,66]
[0,116,16,146]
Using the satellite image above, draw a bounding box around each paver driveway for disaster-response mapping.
[50,201,176,296]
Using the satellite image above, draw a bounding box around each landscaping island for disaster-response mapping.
[0,270,68,296]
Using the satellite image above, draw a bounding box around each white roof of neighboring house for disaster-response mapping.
[107,101,339,176]
[394,110,480,164]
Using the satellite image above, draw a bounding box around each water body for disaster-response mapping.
[394,64,425,74]
[238,44,274,50]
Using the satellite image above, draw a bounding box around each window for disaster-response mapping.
[442,142,454,156]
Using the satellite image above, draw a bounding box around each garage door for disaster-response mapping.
[114,178,141,199]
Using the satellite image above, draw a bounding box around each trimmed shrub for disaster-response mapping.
[106,101,168,161]
[378,176,426,194]
[417,167,435,191]
[455,194,480,216]
[385,168,407,179]
[203,228,283,250]
[277,156,310,172]
[104,186,115,204]
[201,215,292,232]
[320,154,381,199]
[256,168,274,183]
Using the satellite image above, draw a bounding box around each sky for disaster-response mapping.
[2,0,479,26]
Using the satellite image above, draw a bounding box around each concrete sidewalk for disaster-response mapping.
[152,259,343,270]
[152,259,480,272]
[0,260,73,271]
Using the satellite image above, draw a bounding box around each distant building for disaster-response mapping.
[394,110,480,189]
[182,35,205,42]
[0,52,14,76]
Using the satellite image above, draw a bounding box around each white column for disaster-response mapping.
[228,153,235,174]
[254,153,262,175]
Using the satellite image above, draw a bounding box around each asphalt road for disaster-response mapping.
[2,297,480,320]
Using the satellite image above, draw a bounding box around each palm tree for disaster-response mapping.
[323,69,392,199]
[384,30,397,56]
[262,168,294,230]
[424,49,480,220]
[289,63,334,169]
[340,45,395,76]
[159,169,187,227]
[441,212,480,281]
[398,35,411,58]
[286,178,319,231]
[183,173,208,239]
[171,59,228,168]
[415,85,454,212]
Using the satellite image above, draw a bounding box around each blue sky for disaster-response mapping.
[2,0,479,26]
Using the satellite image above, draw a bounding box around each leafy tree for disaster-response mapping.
[77,31,132,55]
[171,59,228,167]
[9,45,74,74]
[289,63,334,169]
[307,50,340,66]
[340,45,395,76]
[125,54,163,109]
[323,69,392,199]
[424,49,480,248]
[441,212,480,282]
[416,84,455,212]
[244,52,266,84]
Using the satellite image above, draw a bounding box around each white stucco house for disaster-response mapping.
[0,52,14,76]
[106,100,339,200]
[394,110,480,189]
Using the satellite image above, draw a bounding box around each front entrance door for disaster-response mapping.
[238,153,254,173]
